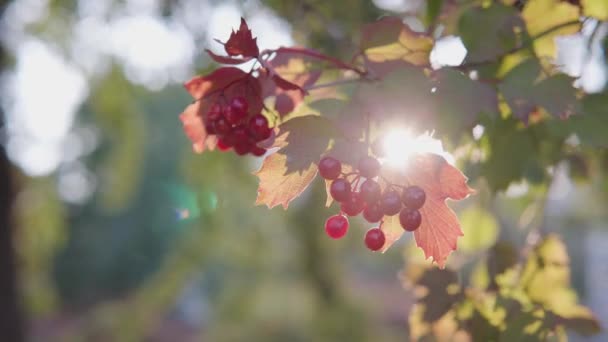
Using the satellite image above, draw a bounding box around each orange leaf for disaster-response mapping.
[179,102,216,153]
[255,153,318,209]
[381,153,473,267]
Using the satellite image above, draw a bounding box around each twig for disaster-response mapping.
[458,19,581,70]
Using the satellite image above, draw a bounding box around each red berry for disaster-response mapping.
[248,114,271,140]
[399,208,421,231]
[341,192,365,216]
[217,139,232,151]
[359,179,381,204]
[358,156,381,178]
[251,146,266,156]
[230,96,248,115]
[325,214,349,239]
[380,190,402,216]
[232,125,249,143]
[205,120,216,135]
[213,116,232,135]
[364,228,385,251]
[208,103,222,121]
[363,203,384,223]
[330,178,351,203]
[318,157,341,180]
[224,104,247,125]
[402,186,426,210]
[234,141,252,155]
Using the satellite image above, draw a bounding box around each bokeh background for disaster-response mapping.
[0,0,606,341]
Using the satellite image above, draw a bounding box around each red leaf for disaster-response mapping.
[381,154,474,268]
[205,49,252,65]
[180,67,262,152]
[224,18,259,58]
[255,152,318,209]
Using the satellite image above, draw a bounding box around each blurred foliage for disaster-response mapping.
[403,235,600,342]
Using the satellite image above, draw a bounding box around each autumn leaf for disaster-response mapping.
[180,67,262,153]
[381,153,473,268]
[179,102,216,153]
[360,16,434,67]
[254,152,318,209]
[223,17,259,58]
[255,115,336,209]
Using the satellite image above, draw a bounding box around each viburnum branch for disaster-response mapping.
[262,47,366,75]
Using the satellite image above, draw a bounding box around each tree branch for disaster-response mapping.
[458,19,581,70]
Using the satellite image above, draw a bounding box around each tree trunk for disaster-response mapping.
[0,0,25,340]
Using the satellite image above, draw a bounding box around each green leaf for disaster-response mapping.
[433,69,498,137]
[458,3,525,63]
[458,206,499,253]
[276,115,336,173]
[403,266,463,323]
[482,118,540,191]
[425,0,444,27]
[548,92,608,148]
[582,0,608,20]
[355,64,436,134]
[498,59,580,123]
[519,235,601,335]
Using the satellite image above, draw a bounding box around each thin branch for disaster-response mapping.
[262,47,366,76]
[458,19,581,70]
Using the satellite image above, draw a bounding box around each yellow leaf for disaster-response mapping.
[523,0,581,60]
[582,0,608,20]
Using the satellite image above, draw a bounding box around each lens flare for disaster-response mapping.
[381,129,453,168]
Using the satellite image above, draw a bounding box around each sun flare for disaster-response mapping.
[381,129,453,168]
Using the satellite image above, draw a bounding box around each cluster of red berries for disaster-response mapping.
[204,96,272,156]
[319,155,426,252]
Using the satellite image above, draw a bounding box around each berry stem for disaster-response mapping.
[352,175,361,190]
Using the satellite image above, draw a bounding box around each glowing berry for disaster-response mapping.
[248,114,271,141]
[399,208,421,232]
[402,186,426,210]
[380,190,402,216]
[325,214,349,239]
[364,228,385,251]
[330,178,351,203]
[360,179,381,204]
[363,204,384,223]
[358,156,381,178]
[318,157,341,180]
[341,192,365,216]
